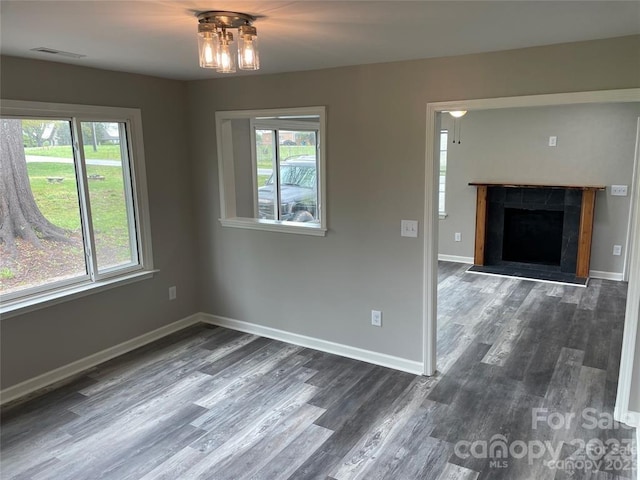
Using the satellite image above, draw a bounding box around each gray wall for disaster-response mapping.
[189,35,640,363]
[0,56,198,388]
[438,103,640,274]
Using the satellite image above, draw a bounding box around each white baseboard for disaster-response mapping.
[198,313,424,375]
[589,270,624,281]
[0,314,201,406]
[438,254,474,264]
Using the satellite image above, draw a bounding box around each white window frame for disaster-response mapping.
[216,106,327,236]
[0,100,155,318]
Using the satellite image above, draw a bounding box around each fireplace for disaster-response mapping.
[469,183,604,284]
[502,208,564,265]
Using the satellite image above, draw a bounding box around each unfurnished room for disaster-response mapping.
[0,2,639,479]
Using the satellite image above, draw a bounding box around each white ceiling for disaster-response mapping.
[1,1,639,81]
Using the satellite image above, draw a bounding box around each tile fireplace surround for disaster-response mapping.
[469,183,605,285]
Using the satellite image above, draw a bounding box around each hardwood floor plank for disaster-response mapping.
[381,435,452,480]
[436,462,480,480]
[306,361,376,410]
[0,431,73,479]
[197,336,272,376]
[522,341,564,397]
[330,377,434,480]
[33,402,208,480]
[355,400,448,480]
[181,384,320,479]
[437,322,474,375]
[189,365,318,446]
[9,457,62,480]
[578,279,601,311]
[481,316,527,366]
[312,367,393,431]
[250,424,334,480]
[211,403,326,480]
[193,342,303,408]
[137,447,205,480]
[565,309,594,351]
[94,411,207,480]
[427,342,492,405]
[305,356,369,388]
[290,371,416,479]
[545,347,585,411]
[68,348,214,422]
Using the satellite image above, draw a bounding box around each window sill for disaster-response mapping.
[0,269,158,320]
[439,213,448,219]
[220,218,327,236]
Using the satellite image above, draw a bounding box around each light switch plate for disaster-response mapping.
[548,136,557,147]
[611,185,628,196]
[401,220,418,238]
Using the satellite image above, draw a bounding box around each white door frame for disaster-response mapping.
[622,118,640,282]
[615,116,640,428]
[423,90,640,396]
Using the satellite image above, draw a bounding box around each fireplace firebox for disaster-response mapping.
[502,208,564,266]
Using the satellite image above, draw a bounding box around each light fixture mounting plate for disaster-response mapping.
[197,11,255,28]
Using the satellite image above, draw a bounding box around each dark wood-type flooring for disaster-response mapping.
[1,262,636,479]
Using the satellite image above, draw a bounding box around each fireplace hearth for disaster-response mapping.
[468,183,605,284]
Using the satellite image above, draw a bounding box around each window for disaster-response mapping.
[0,100,153,314]
[439,130,448,217]
[216,107,326,235]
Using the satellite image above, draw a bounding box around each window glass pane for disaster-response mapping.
[0,118,86,296]
[277,130,318,222]
[81,122,137,272]
[439,130,448,213]
[256,129,276,220]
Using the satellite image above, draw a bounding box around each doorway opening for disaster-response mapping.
[423,90,640,431]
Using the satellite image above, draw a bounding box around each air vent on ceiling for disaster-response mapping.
[30,47,86,59]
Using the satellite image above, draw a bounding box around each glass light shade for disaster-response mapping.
[198,31,219,68]
[238,25,259,70]
[217,34,236,73]
[449,110,467,118]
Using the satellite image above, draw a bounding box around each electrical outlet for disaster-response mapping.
[371,310,382,327]
[169,286,177,300]
[401,220,418,238]
[613,245,622,256]
[548,136,557,147]
[611,185,628,196]
[455,232,461,242]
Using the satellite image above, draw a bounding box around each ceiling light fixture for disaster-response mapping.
[448,110,467,118]
[196,11,260,73]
